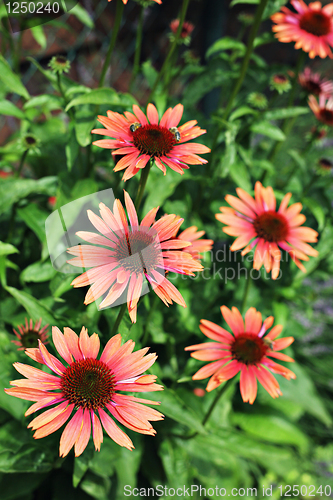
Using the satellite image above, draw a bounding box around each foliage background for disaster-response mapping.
[1,0,333,499]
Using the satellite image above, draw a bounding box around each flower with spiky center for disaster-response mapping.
[92,103,210,181]
[12,318,49,351]
[247,92,268,110]
[67,191,203,323]
[271,1,333,59]
[215,181,318,279]
[299,67,333,96]
[185,306,296,402]
[175,226,214,261]
[48,55,71,74]
[308,94,333,125]
[270,74,291,94]
[169,19,194,45]
[5,327,164,457]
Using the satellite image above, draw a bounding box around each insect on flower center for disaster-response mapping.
[61,358,115,410]
[231,333,268,365]
[253,211,289,243]
[299,10,331,36]
[132,124,177,157]
[114,230,161,274]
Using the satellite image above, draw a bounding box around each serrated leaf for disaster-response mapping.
[0,100,25,119]
[251,121,285,141]
[66,88,120,111]
[0,56,30,100]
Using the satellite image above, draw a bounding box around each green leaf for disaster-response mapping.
[80,472,110,500]
[0,100,25,119]
[302,197,325,231]
[29,25,47,49]
[66,88,120,111]
[73,445,94,488]
[74,105,96,147]
[229,106,256,122]
[17,204,48,245]
[141,60,158,89]
[70,4,94,28]
[21,261,56,283]
[0,56,30,100]
[5,286,57,325]
[0,177,57,215]
[251,121,286,141]
[232,413,309,452]
[65,128,80,171]
[0,241,18,256]
[24,94,62,111]
[229,159,252,192]
[263,107,309,121]
[140,389,206,433]
[206,37,246,59]
[230,0,258,6]
[143,167,184,213]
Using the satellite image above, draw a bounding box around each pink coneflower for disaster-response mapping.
[271,1,333,59]
[308,94,333,125]
[269,73,291,94]
[12,318,49,350]
[170,19,195,39]
[176,226,213,261]
[92,103,210,181]
[186,306,296,403]
[5,327,164,457]
[67,191,203,323]
[299,67,333,96]
[215,182,318,279]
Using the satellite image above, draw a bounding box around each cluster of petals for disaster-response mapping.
[67,191,203,322]
[271,1,333,59]
[12,318,49,350]
[5,326,163,457]
[92,103,210,181]
[299,67,333,96]
[174,226,214,261]
[186,306,296,403]
[308,94,333,125]
[215,182,318,279]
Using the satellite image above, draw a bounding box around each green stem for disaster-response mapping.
[147,0,190,101]
[210,0,269,166]
[172,379,235,440]
[130,5,144,92]
[141,294,158,345]
[261,51,306,183]
[110,302,127,337]
[99,0,124,88]
[135,159,153,209]
[241,276,251,314]
[16,149,28,178]
[57,72,74,121]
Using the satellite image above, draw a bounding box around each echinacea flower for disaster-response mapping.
[308,94,333,125]
[247,92,268,110]
[175,226,213,261]
[215,181,318,279]
[186,306,296,403]
[271,1,333,59]
[269,73,291,94]
[67,191,203,322]
[12,318,49,350]
[48,55,71,74]
[299,67,333,96]
[170,19,194,45]
[92,103,210,181]
[5,326,164,457]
